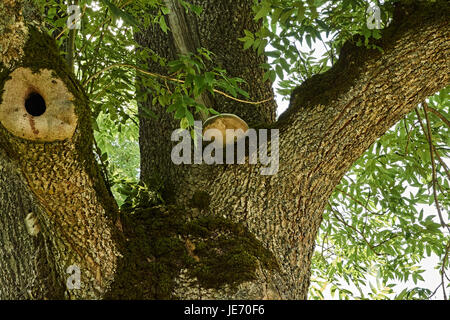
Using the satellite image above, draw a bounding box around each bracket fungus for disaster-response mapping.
[202,113,249,147]
[0,67,77,142]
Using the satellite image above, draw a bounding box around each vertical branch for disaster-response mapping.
[424,101,450,300]
[414,107,450,181]
[441,240,450,300]
[403,119,412,155]
[66,29,76,71]
[416,105,449,232]
[66,0,79,72]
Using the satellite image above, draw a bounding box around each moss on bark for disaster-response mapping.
[0,25,119,223]
[106,205,278,299]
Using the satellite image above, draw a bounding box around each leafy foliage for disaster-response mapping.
[311,89,450,300]
[36,0,249,205]
[241,0,388,99]
[246,0,449,299]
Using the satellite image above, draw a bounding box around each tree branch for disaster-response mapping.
[425,105,450,128]
[421,103,449,232]
[276,1,449,203]
[83,63,272,105]
[207,1,449,299]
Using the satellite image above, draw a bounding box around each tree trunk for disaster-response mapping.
[0,0,448,300]
[135,0,450,299]
[136,0,277,204]
[0,0,120,299]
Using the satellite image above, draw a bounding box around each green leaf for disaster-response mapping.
[100,0,140,28]
[243,38,254,50]
[265,51,281,58]
[276,64,284,80]
[305,34,312,48]
[159,15,168,33]
[269,69,276,83]
[254,2,271,21]
[191,5,203,16]
[185,111,195,126]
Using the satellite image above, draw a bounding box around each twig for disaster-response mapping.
[428,282,442,299]
[321,218,331,260]
[164,79,173,94]
[328,202,383,256]
[56,4,87,40]
[416,104,450,300]
[433,146,450,182]
[420,104,449,232]
[334,187,385,216]
[425,105,450,128]
[66,0,79,71]
[361,189,371,235]
[441,239,450,300]
[372,233,399,249]
[415,108,450,181]
[403,119,412,155]
[83,63,273,105]
[93,138,111,191]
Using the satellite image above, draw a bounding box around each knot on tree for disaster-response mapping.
[0,68,77,142]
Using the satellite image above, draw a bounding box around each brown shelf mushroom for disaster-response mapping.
[202,113,249,148]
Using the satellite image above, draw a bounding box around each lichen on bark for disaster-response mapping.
[106,205,279,299]
[0,0,34,69]
[1,20,121,298]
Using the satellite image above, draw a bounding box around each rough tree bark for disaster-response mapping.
[136,0,449,299]
[0,0,448,300]
[0,0,121,299]
[136,0,277,202]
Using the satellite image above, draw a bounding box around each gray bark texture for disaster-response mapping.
[136,0,450,299]
[0,0,449,299]
[0,0,120,299]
